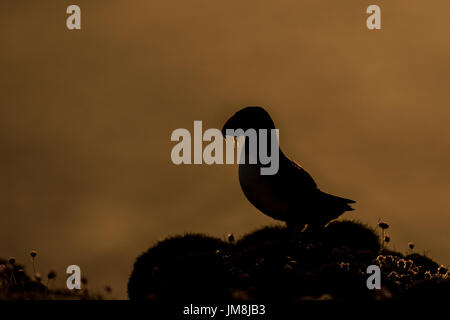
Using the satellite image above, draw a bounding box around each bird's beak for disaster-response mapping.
[222,115,239,147]
[221,114,236,137]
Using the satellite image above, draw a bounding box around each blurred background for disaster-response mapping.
[1,0,449,299]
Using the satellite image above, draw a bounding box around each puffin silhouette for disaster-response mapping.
[222,106,355,230]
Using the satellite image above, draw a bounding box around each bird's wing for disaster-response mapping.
[281,160,356,205]
[281,158,318,190]
[267,156,318,204]
[276,158,355,223]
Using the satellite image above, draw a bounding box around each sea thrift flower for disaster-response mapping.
[405,260,413,269]
[438,265,448,275]
[407,269,418,277]
[378,221,389,230]
[375,255,385,266]
[47,270,57,280]
[385,255,394,265]
[284,264,293,271]
[397,259,406,269]
[226,233,235,243]
[30,251,38,274]
[387,271,399,280]
[339,262,350,271]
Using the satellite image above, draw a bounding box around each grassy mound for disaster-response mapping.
[128,234,232,301]
[128,220,449,301]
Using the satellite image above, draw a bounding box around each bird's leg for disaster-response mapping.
[302,223,325,244]
[303,224,316,233]
[286,221,305,243]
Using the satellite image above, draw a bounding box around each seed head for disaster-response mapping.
[408,242,415,250]
[384,235,391,243]
[378,221,389,230]
[30,251,38,259]
[8,257,16,265]
[47,270,57,280]
[226,233,235,243]
[105,286,112,293]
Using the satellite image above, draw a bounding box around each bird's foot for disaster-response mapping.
[286,222,306,244]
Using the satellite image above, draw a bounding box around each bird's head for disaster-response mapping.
[221,106,275,137]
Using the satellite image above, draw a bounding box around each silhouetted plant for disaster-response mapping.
[29,251,38,275]
[408,242,415,252]
[0,255,104,300]
[377,220,390,246]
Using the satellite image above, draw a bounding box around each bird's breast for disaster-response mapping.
[238,163,289,221]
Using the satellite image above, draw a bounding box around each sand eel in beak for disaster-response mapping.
[222,106,355,230]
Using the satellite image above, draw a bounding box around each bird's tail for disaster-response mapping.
[323,192,356,212]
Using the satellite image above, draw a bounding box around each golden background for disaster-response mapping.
[1,1,449,298]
